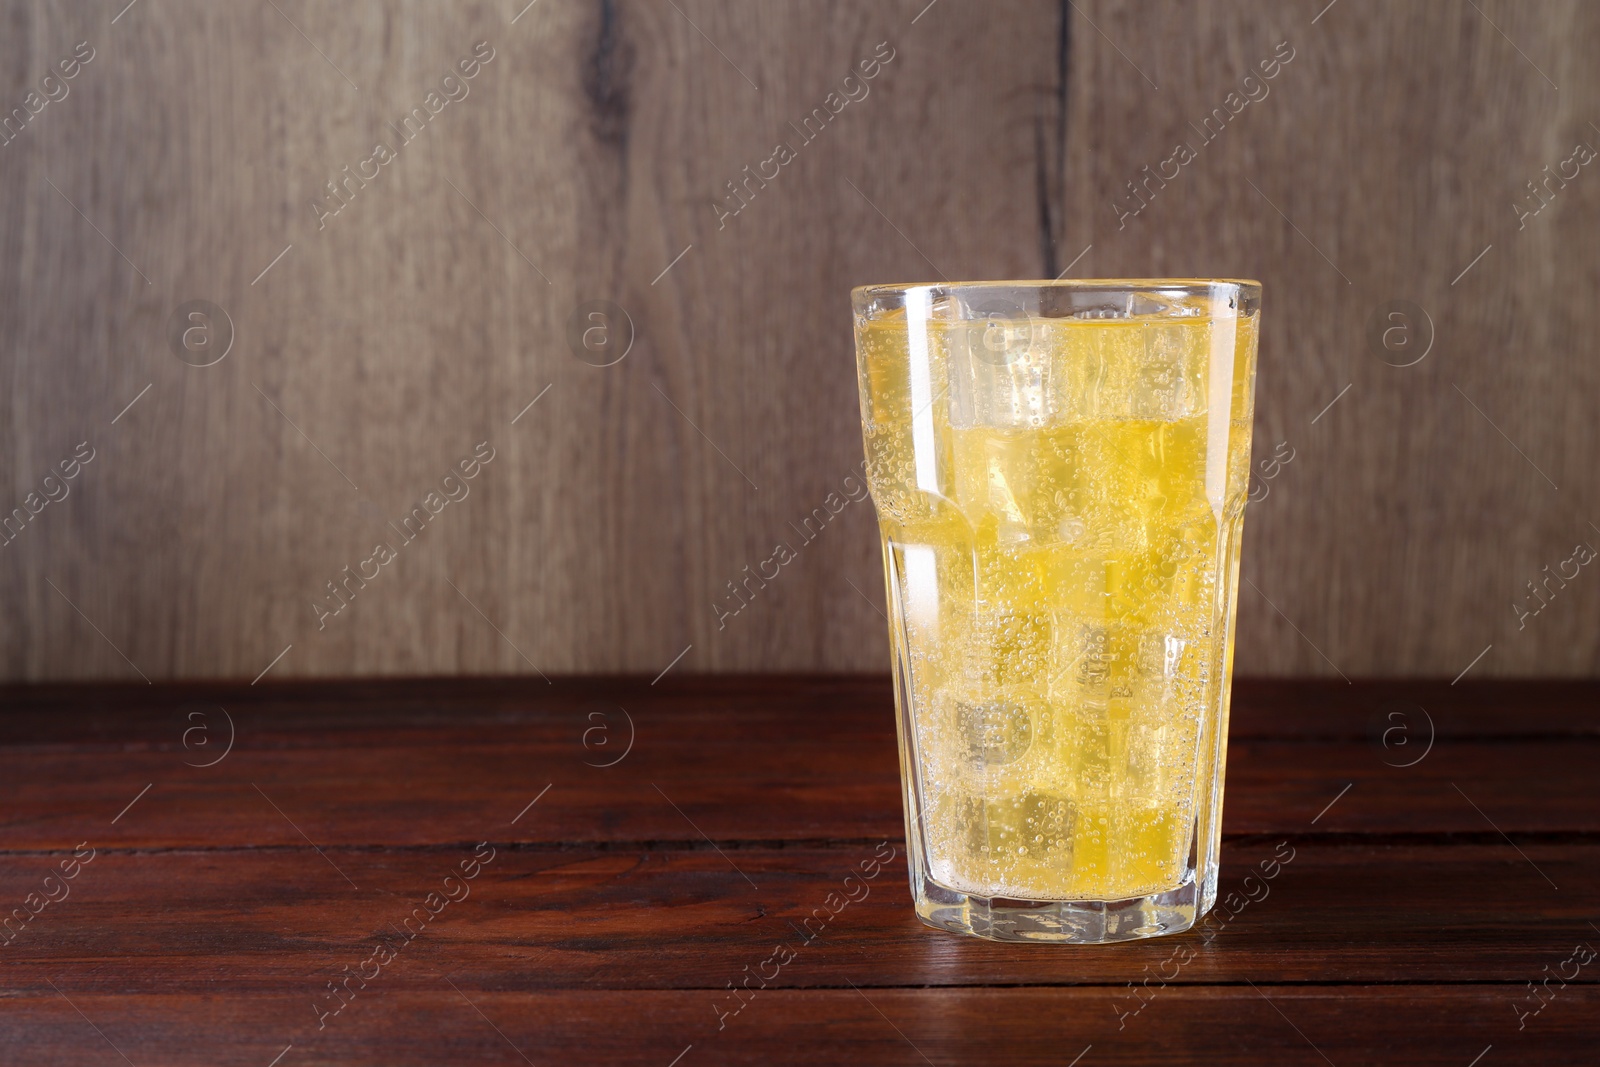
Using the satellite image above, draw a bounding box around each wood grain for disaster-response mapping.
[0,679,1594,850]
[1064,0,1600,679]
[2,677,1597,1064]
[2,841,1596,991]
[5,675,1597,738]
[4,988,1594,1067]
[1,0,1598,681]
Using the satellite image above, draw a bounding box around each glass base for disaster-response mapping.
[914,873,1206,944]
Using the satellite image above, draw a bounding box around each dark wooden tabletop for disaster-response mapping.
[0,676,1595,1066]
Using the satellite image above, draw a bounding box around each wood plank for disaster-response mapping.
[6,676,1595,740]
[0,680,1593,848]
[3,986,1594,1067]
[1,840,1594,992]
[5,0,1598,684]
[0,676,1591,1064]
[1227,677,1600,739]
[0,735,1587,845]
[1067,0,1600,678]
[0,0,1062,684]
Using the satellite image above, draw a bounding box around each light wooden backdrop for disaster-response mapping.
[1,0,1595,682]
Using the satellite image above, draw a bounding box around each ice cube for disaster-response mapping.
[946,310,1065,429]
[1129,322,1206,420]
[1136,632,1186,678]
[956,699,1034,767]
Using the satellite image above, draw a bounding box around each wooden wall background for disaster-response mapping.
[1,0,1596,682]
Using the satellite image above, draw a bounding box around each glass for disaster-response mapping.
[852,279,1260,943]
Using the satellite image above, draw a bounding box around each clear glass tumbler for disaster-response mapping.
[852,279,1260,943]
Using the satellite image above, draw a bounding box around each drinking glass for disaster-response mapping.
[852,279,1260,943]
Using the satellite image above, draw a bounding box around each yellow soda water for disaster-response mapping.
[857,299,1257,902]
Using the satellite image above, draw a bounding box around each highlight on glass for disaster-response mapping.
[852,279,1261,943]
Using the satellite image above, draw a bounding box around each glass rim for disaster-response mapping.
[852,277,1261,302]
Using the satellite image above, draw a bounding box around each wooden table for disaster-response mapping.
[0,677,1594,1065]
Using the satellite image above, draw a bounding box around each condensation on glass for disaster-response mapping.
[852,279,1261,943]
